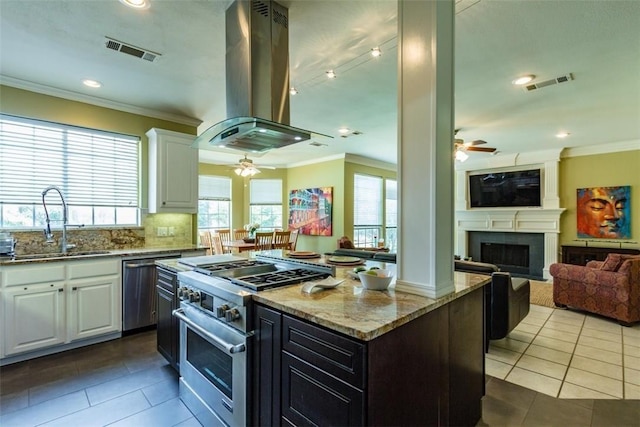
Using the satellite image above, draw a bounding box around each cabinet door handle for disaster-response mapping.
[72,287,77,291]
[58,288,63,292]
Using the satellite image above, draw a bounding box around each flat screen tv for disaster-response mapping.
[469,169,541,208]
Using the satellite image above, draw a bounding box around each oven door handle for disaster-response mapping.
[172,308,246,354]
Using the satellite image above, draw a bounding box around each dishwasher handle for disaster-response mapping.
[124,261,158,269]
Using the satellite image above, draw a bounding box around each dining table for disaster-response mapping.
[223,239,257,253]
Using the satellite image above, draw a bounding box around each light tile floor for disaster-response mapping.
[486,303,640,399]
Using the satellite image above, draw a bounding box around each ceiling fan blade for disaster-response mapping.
[466,146,496,152]
[467,139,487,146]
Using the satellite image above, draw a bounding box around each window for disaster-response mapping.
[353,174,383,247]
[0,114,139,228]
[249,179,282,231]
[385,179,398,252]
[198,175,231,231]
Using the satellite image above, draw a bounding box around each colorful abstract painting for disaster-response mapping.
[577,186,631,239]
[288,187,333,236]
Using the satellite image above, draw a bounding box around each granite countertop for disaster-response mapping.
[0,246,206,265]
[252,255,491,341]
[154,258,195,273]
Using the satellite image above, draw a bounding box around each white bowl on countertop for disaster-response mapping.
[357,269,393,290]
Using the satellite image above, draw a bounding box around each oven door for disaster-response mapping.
[174,303,248,427]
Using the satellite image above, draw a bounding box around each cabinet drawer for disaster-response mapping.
[283,315,365,389]
[281,352,364,426]
[157,267,176,292]
[3,264,66,286]
[68,259,119,279]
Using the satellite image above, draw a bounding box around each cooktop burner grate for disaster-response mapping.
[231,268,330,291]
[194,260,269,275]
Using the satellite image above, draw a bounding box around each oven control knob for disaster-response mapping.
[178,287,189,300]
[216,304,230,318]
[188,291,200,303]
[225,308,241,322]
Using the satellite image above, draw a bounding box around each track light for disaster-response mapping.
[371,47,382,57]
[290,87,298,95]
[326,70,336,79]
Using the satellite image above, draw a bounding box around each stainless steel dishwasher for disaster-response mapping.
[123,255,179,332]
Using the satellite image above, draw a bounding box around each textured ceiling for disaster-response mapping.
[1,0,639,169]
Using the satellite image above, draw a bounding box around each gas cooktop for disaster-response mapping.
[231,268,330,292]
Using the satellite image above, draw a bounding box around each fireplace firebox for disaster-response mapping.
[468,232,544,279]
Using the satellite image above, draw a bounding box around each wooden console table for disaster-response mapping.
[561,245,640,266]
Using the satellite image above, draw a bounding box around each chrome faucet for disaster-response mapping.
[42,186,84,253]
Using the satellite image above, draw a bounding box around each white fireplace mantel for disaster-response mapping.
[455,151,566,279]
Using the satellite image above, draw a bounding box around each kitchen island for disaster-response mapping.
[249,252,490,426]
[157,251,490,426]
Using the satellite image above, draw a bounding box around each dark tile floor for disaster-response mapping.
[1,330,639,426]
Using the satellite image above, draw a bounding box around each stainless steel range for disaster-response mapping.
[173,254,333,426]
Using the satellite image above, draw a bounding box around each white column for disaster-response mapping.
[395,0,456,298]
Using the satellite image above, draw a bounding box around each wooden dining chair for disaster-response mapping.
[217,229,231,253]
[289,229,299,251]
[273,230,291,249]
[254,231,274,250]
[234,228,248,240]
[199,230,214,255]
[211,232,224,255]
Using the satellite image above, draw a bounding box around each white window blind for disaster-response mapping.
[0,114,139,227]
[199,175,231,200]
[250,179,282,204]
[354,174,382,226]
[385,179,397,227]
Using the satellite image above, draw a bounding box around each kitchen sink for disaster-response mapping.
[12,250,112,260]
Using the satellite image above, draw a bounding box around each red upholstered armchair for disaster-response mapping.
[549,254,640,326]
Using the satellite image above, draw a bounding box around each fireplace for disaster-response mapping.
[468,231,544,279]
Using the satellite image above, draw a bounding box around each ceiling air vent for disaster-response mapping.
[105,37,160,63]
[524,73,573,92]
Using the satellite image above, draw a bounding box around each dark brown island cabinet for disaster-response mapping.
[156,266,180,372]
[253,286,486,426]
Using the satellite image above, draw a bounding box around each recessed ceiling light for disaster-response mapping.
[556,132,570,138]
[82,79,102,88]
[326,70,336,79]
[512,75,535,85]
[371,47,382,58]
[290,87,298,95]
[338,127,350,134]
[119,0,150,10]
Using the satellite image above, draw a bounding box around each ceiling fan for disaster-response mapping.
[453,130,497,161]
[228,155,276,177]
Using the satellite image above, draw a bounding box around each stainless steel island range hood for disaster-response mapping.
[193,0,329,153]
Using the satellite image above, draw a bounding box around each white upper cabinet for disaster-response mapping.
[147,128,198,213]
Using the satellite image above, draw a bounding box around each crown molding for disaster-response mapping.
[0,76,202,127]
[344,153,397,171]
[561,139,640,158]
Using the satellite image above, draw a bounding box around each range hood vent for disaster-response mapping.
[193,0,329,153]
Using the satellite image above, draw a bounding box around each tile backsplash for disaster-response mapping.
[6,213,193,255]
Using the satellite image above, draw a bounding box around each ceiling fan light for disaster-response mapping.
[512,74,535,85]
[455,150,469,162]
[234,167,243,176]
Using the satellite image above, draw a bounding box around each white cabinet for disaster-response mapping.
[3,282,66,356]
[67,276,120,341]
[67,259,120,341]
[1,258,120,359]
[147,128,198,213]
